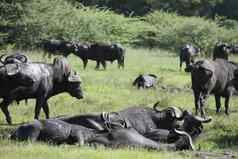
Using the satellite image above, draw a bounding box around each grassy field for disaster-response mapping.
[0,48,238,159]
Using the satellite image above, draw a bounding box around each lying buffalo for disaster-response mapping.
[10,119,98,145]
[133,74,158,89]
[11,118,194,151]
[213,42,231,60]
[58,103,211,141]
[73,43,125,69]
[188,59,238,118]
[41,39,76,57]
[0,55,83,124]
[179,44,200,71]
[88,127,194,151]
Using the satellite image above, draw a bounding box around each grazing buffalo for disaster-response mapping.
[11,118,194,151]
[73,43,125,69]
[0,55,83,124]
[41,39,76,57]
[132,74,158,89]
[213,42,231,60]
[188,59,238,118]
[179,44,200,71]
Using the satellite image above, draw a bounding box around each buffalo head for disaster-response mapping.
[190,60,215,89]
[53,56,83,99]
[181,110,212,140]
[0,53,28,65]
[213,42,231,60]
[152,102,184,129]
[111,44,125,68]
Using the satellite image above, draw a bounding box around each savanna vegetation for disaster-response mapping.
[0,0,238,159]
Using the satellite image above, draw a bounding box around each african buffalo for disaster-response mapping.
[179,44,200,71]
[213,42,231,60]
[133,74,157,89]
[41,39,76,57]
[231,44,238,54]
[73,43,125,69]
[58,103,211,141]
[188,59,238,118]
[11,118,194,151]
[0,55,83,124]
[10,119,98,145]
[89,127,194,151]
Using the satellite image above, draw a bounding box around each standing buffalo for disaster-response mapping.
[188,59,238,118]
[73,43,125,69]
[230,44,238,54]
[0,55,83,124]
[41,39,76,57]
[179,44,200,71]
[132,74,158,89]
[213,42,231,60]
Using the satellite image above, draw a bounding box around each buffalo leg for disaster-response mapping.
[215,95,221,113]
[179,57,182,70]
[224,96,231,115]
[82,59,88,69]
[95,61,100,70]
[200,94,209,118]
[0,99,12,124]
[193,91,200,115]
[34,99,46,120]
[101,61,106,70]
[42,102,50,119]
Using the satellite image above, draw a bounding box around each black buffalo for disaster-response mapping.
[10,119,98,145]
[0,55,83,124]
[73,43,125,69]
[213,42,232,60]
[58,104,211,141]
[41,39,76,57]
[230,44,238,54]
[11,118,194,151]
[133,74,157,89]
[188,59,238,118]
[179,44,200,71]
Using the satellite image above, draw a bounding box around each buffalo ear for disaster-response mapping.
[53,56,71,81]
[204,69,213,78]
[234,69,238,78]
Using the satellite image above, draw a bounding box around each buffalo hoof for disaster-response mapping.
[216,108,222,114]
[6,117,12,125]
[225,110,229,115]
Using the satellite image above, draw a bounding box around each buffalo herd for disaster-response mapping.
[42,40,125,69]
[0,39,238,153]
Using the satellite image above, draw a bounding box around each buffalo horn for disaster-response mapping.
[174,129,194,151]
[169,106,184,120]
[153,101,161,112]
[195,116,212,123]
[0,54,7,64]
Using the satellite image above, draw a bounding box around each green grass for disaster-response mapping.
[0,48,238,159]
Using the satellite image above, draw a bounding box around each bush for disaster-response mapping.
[139,11,237,55]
